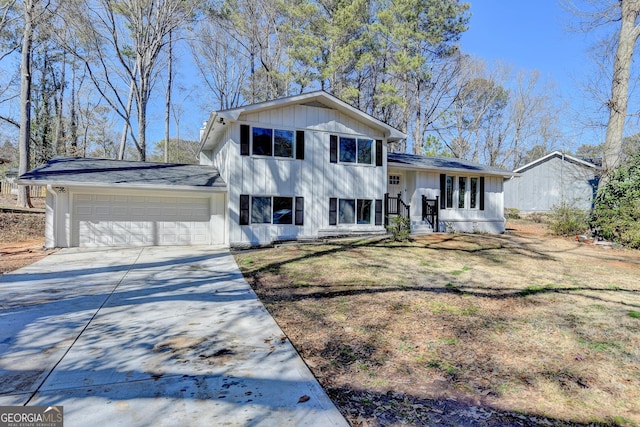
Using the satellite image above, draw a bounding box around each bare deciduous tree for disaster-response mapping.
[566,0,640,172]
[62,0,195,161]
[18,0,36,208]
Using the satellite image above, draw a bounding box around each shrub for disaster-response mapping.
[592,154,640,248]
[528,212,548,224]
[504,207,520,219]
[387,216,411,241]
[548,202,589,236]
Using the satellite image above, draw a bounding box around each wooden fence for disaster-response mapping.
[0,181,46,198]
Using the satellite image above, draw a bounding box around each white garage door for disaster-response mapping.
[73,193,223,247]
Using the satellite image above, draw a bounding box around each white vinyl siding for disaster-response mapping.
[225,104,387,246]
[389,167,506,234]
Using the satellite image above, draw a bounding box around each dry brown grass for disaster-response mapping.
[0,196,47,273]
[235,222,640,426]
[0,211,45,243]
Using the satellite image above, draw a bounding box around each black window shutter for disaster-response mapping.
[295,197,304,225]
[240,124,250,156]
[330,135,337,163]
[329,198,337,225]
[439,174,446,210]
[239,194,250,225]
[375,140,383,167]
[375,199,383,225]
[479,177,485,211]
[296,130,305,160]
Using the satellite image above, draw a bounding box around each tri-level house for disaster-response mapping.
[19,91,514,248]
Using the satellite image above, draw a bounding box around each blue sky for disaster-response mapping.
[460,0,608,149]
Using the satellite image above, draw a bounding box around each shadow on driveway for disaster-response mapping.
[0,246,347,426]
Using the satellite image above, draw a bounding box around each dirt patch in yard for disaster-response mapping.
[1,194,49,274]
[235,220,640,426]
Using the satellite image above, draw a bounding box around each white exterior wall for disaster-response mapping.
[218,104,388,247]
[44,186,71,248]
[390,167,506,233]
[504,156,598,213]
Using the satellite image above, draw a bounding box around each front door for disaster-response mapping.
[388,173,404,201]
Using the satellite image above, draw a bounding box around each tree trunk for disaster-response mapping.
[164,30,172,163]
[70,60,78,153]
[54,49,66,156]
[118,63,137,160]
[18,0,34,208]
[603,0,640,173]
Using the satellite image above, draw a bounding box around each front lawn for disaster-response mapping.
[235,222,640,426]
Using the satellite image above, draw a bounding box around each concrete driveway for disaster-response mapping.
[0,246,347,426]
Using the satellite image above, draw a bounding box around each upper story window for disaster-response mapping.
[331,135,383,166]
[240,124,304,160]
[252,127,295,158]
[339,137,372,164]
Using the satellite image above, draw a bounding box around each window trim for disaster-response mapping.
[240,194,304,225]
[329,197,382,226]
[445,175,454,209]
[441,174,484,211]
[241,124,304,159]
[470,177,479,209]
[330,134,376,166]
[458,176,467,209]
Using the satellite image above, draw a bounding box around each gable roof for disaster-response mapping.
[200,91,407,151]
[18,157,226,192]
[388,152,517,177]
[514,151,602,174]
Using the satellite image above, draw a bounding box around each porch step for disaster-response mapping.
[410,221,433,235]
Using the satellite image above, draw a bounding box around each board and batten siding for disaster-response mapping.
[390,167,506,233]
[504,156,598,213]
[217,104,388,246]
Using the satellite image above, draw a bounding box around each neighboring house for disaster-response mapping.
[504,151,601,213]
[20,91,514,248]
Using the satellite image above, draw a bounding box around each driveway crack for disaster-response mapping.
[24,247,145,405]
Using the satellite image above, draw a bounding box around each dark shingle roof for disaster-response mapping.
[387,152,516,177]
[19,157,226,190]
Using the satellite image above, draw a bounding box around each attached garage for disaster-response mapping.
[72,192,225,247]
[18,157,228,248]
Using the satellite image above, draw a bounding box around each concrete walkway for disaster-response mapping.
[0,246,348,426]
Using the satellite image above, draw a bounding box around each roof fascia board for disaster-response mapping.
[213,91,407,141]
[389,162,519,177]
[16,179,227,193]
[514,151,601,173]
